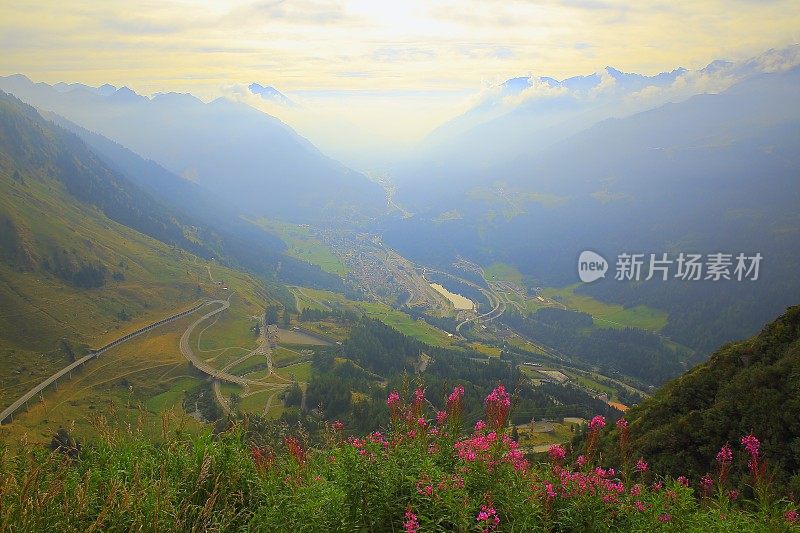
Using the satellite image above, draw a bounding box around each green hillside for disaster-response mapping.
[597,305,800,493]
[0,90,268,406]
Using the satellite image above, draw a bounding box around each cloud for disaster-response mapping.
[503,78,567,107]
[1,0,799,167]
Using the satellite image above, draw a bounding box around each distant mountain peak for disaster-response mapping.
[102,86,146,105]
[151,92,202,105]
[248,83,296,107]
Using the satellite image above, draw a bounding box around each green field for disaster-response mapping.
[239,389,271,414]
[145,377,200,412]
[541,284,668,331]
[484,262,524,283]
[249,218,347,277]
[272,346,309,366]
[357,302,454,347]
[229,354,268,375]
[275,361,312,382]
[516,421,576,448]
[292,287,455,348]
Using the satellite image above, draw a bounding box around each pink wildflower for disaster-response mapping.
[634,500,646,512]
[447,385,465,418]
[727,489,739,501]
[741,434,763,481]
[635,458,648,473]
[716,443,733,464]
[585,415,606,461]
[332,420,344,431]
[387,391,402,422]
[700,474,713,497]
[476,504,500,530]
[589,415,606,431]
[284,436,306,466]
[548,444,566,464]
[387,390,400,407]
[436,410,448,425]
[576,455,587,467]
[716,443,733,485]
[412,388,425,417]
[658,513,671,523]
[677,476,689,487]
[484,385,511,429]
[785,510,798,524]
[474,420,487,432]
[404,507,419,533]
[741,434,760,457]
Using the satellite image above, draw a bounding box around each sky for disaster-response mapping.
[1,0,799,167]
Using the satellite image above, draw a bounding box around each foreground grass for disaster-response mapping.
[1,386,797,532]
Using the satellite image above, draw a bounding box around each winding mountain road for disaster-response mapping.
[177,296,268,387]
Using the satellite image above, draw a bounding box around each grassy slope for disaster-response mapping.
[0,150,273,433]
[541,283,668,331]
[249,217,348,277]
[291,287,455,348]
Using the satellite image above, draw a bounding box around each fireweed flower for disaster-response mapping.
[436,410,448,425]
[284,436,306,466]
[585,415,606,462]
[387,391,402,422]
[403,508,419,533]
[447,385,465,418]
[700,474,713,497]
[716,443,733,464]
[741,434,763,481]
[635,458,648,473]
[476,504,500,530]
[589,416,606,431]
[616,418,630,465]
[250,445,274,472]
[677,476,689,487]
[411,388,425,417]
[548,444,566,464]
[716,443,733,485]
[484,385,511,430]
[474,420,487,432]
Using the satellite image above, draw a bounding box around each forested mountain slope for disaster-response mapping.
[598,305,800,493]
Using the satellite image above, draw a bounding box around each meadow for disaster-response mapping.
[1,385,795,531]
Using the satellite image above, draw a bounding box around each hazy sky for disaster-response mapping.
[2,0,799,166]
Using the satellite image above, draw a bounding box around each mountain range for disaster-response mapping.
[383,56,800,353]
[0,75,385,223]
